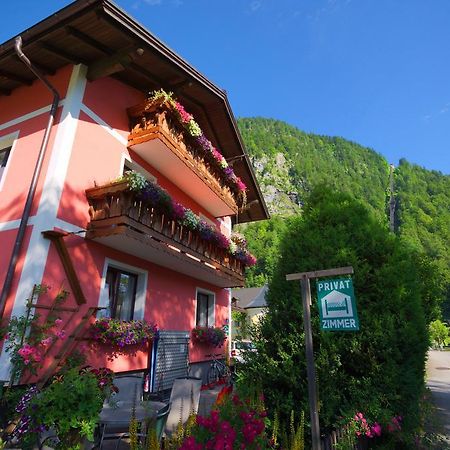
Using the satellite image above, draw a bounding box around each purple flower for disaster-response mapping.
[224,167,234,177]
[196,134,212,153]
[172,201,186,220]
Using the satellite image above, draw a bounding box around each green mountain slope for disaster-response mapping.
[237,118,450,317]
[239,118,390,217]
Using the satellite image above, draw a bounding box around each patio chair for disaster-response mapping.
[164,377,201,436]
[97,374,144,448]
[154,402,171,441]
[109,373,144,404]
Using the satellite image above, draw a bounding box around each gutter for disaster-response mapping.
[0,36,60,319]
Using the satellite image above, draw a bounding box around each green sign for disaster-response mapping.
[317,278,359,331]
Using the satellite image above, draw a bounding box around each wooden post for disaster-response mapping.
[286,266,354,450]
[300,275,321,450]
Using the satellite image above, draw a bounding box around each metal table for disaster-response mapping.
[98,400,167,448]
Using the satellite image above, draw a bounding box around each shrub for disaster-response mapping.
[7,369,105,449]
[240,187,428,445]
[429,319,450,348]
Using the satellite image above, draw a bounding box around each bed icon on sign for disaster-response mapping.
[322,290,353,318]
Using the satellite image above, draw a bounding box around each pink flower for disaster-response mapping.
[175,102,193,123]
[40,337,53,347]
[180,436,202,450]
[55,318,63,326]
[371,422,382,437]
[236,177,247,191]
[56,330,66,339]
[212,148,223,162]
[18,344,36,358]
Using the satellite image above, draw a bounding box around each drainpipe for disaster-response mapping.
[0,36,60,319]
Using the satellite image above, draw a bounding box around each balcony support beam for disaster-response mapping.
[42,230,86,304]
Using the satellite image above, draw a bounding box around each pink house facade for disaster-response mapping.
[0,1,267,389]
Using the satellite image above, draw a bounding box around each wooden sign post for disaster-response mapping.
[286,266,354,450]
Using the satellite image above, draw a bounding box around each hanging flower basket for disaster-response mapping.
[90,318,158,348]
[192,326,226,348]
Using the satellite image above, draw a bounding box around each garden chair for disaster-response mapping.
[108,374,144,404]
[98,374,144,448]
[164,377,201,436]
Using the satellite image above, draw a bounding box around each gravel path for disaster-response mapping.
[427,349,450,441]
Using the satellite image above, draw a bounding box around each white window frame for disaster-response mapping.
[0,131,19,192]
[97,258,148,320]
[218,216,232,237]
[121,153,157,183]
[195,287,216,327]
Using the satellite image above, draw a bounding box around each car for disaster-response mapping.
[231,340,256,364]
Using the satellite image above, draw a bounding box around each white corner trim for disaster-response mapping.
[53,218,86,237]
[0,65,88,382]
[37,65,87,220]
[0,101,65,133]
[0,215,38,232]
[80,103,128,146]
[0,218,22,232]
[0,131,20,192]
[97,258,148,321]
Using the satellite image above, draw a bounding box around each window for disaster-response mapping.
[196,290,215,327]
[0,146,11,185]
[98,259,147,320]
[105,267,138,320]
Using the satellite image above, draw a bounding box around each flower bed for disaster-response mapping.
[192,326,226,347]
[90,318,158,348]
[180,390,269,449]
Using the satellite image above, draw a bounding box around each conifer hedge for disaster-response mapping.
[241,187,429,446]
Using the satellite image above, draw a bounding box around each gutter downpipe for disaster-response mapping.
[0,36,60,319]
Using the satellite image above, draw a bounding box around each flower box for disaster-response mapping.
[90,318,158,348]
[127,90,248,212]
[192,326,227,348]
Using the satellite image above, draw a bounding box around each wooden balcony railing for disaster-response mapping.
[127,99,240,217]
[86,181,245,287]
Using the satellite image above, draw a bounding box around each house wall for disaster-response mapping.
[247,307,266,326]
[0,63,230,381]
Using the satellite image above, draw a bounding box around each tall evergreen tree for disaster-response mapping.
[242,188,428,444]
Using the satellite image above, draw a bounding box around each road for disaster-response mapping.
[427,349,450,440]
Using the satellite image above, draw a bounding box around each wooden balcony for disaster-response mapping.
[85,181,245,288]
[127,99,239,218]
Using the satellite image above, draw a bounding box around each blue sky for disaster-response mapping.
[2,0,450,174]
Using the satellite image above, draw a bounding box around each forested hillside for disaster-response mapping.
[239,118,390,217]
[237,118,450,317]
